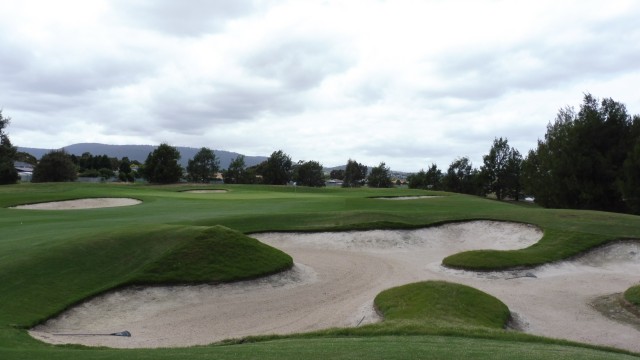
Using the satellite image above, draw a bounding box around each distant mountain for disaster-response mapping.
[17,143,268,169]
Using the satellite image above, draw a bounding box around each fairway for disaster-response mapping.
[1,183,640,359]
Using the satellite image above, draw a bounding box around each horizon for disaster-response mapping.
[17,142,416,172]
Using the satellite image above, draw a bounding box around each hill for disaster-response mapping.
[17,143,268,169]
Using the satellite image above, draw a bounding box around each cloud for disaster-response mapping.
[113,0,263,36]
[149,82,304,132]
[2,0,640,172]
[243,38,354,91]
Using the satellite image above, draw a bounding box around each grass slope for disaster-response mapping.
[624,285,640,308]
[133,225,292,285]
[1,183,639,359]
[373,281,510,330]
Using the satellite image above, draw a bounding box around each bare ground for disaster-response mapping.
[30,221,640,352]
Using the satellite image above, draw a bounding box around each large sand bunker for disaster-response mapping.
[30,221,640,352]
[11,198,141,210]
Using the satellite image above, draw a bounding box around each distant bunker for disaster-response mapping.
[11,198,142,210]
[183,190,228,194]
[374,196,442,200]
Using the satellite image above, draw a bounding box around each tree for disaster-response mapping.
[621,116,640,213]
[329,169,345,180]
[187,147,219,183]
[408,164,442,190]
[367,162,393,188]
[15,151,37,166]
[293,160,325,187]
[261,150,292,185]
[32,150,78,182]
[442,157,482,195]
[142,143,183,184]
[118,157,134,182]
[223,155,247,184]
[504,148,523,201]
[0,110,19,184]
[342,159,367,187]
[407,170,426,189]
[523,94,635,212]
[481,137,521,200]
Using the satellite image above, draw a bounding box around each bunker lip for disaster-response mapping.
[10,198,142,210]
[28,221,640,353]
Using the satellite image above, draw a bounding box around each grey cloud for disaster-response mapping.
[350,77,390,104]
[18,62,150,96]
[0,41,154,100]
[426,15,640,103]
[150,83,304,132]
[243,39,354,91]
[360,138,456,160]
[114,0,262,36]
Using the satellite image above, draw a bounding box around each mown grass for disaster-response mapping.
[1,182,639,359]
[132,225,292,285]
[374,281,511,330]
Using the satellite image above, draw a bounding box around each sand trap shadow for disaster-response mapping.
[10,198,141,210]
[533,241,640,277]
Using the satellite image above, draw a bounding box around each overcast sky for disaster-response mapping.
[1,0,639,171]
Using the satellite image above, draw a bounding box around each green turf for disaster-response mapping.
[1,182,639,359]
[1,336,637,360]
[374,281,510,330]
[624,285,640,307]
[132,225,292,285]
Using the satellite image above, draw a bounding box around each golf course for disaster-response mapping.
[1,182,640,359]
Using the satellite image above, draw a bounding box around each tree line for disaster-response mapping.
[404,94,640,215]
[1,93,639,214]
[407,137,522,200]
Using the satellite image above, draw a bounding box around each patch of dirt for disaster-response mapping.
[11,198,141,210]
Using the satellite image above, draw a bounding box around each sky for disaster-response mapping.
[1,0,640,172]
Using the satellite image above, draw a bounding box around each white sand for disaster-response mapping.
[184,190,228,194]
[11,198,141,210]
[30,221,640,352]
[375,196,442,200]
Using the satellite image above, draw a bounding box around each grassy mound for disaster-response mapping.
[132,225,293,284]
[374,281,510,331]
[624,285,640,308]
[442,229,610,270]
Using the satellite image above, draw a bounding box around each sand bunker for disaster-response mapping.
[30,221,640,352]
[375,196,441,200]
[183,190,228,194]
[12,198,141,210]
